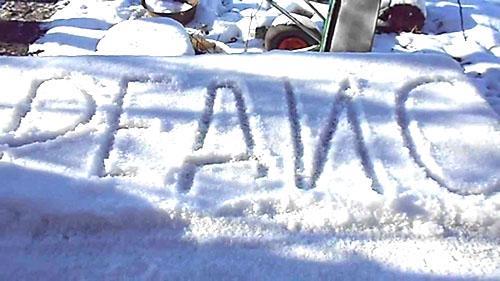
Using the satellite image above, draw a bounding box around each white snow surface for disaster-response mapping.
[144,0,193,13]
[0,53,499,279]
[3,0,500,278]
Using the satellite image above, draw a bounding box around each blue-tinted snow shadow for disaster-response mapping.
[135,241,498,281]
[424,0,500,34]
[29,18,112,53]
[424,2,477,34]
[0,218,494,280]
[0,141,495,280]
[36,32,101,51]
[45,18,112,30]
[0,162,186,237]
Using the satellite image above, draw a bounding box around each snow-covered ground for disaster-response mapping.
[1,0,499,279]
[0,53,499,279]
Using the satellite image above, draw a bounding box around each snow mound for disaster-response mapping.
[30,26,107,56]
[96,17,195,56]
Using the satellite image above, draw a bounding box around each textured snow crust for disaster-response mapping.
[0,53,499,279]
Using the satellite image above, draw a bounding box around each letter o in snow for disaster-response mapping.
[96,17,195,56]
[404,81,500,195]
[11,79,95,147]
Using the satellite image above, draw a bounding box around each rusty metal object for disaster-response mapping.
[141,0,199,26]
[378,4,425,33]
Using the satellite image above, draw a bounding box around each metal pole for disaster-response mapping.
[303,0,326,22]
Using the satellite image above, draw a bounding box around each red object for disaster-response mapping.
[379,4,425,33]
[277,37,309,50]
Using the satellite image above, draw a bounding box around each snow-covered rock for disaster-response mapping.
[96,17,195,56]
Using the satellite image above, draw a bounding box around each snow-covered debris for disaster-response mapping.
[198,0,233,24]
[96,17,195,56]
[0,53,499,279]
